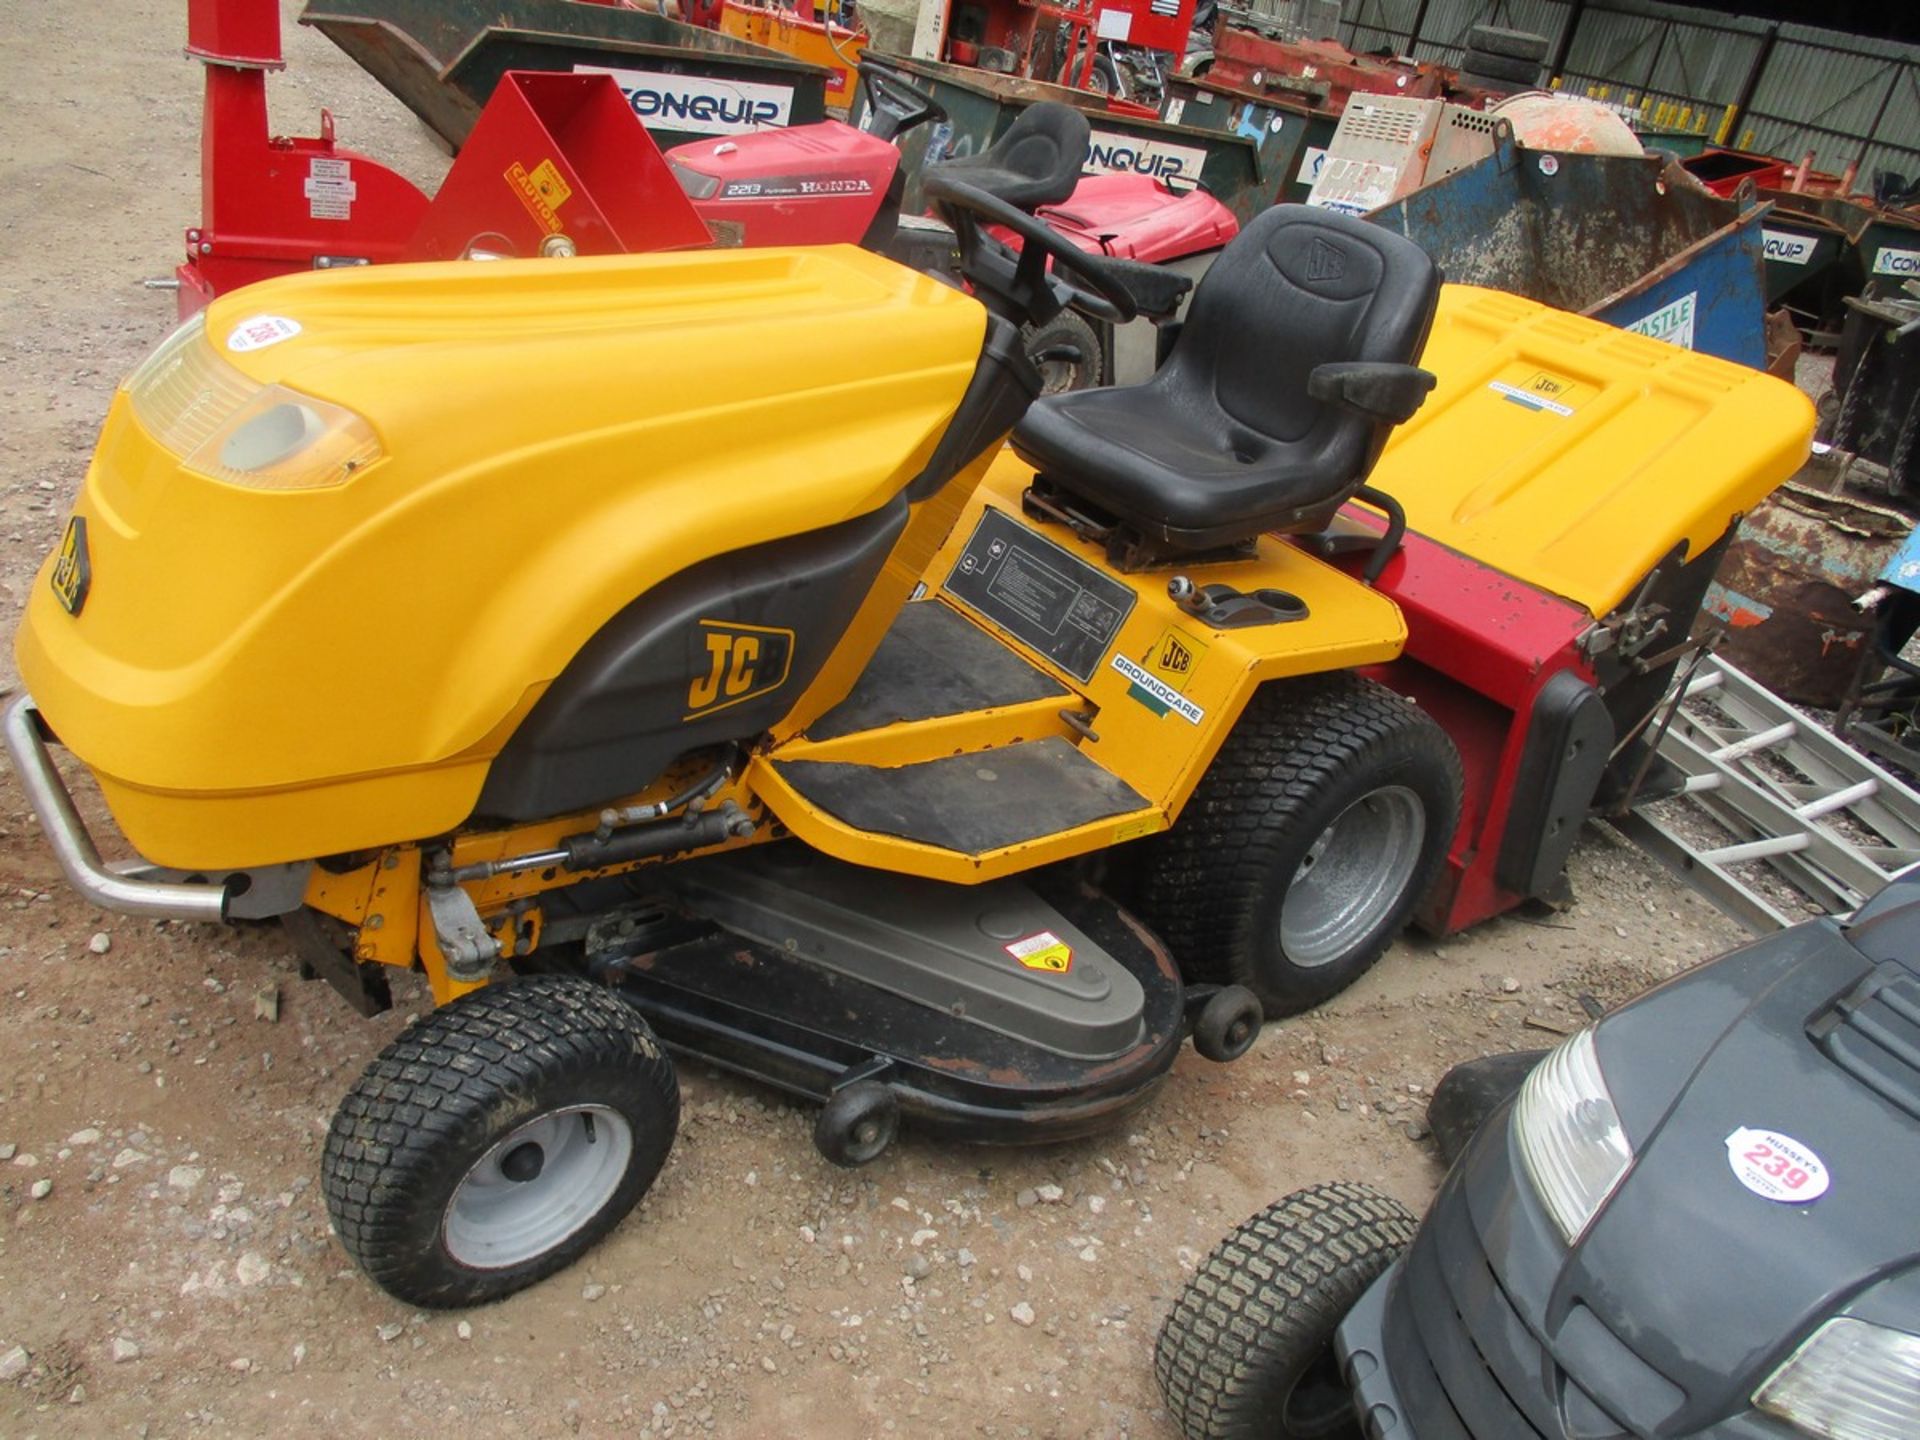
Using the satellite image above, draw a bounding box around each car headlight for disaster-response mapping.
[1511,1027,1632,1243]
[123,314,380,491]
[1754,1317,1920,1440]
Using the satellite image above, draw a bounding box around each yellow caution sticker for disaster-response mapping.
[1148,626,1208,693]
[1005,930,1073,974]
[506,158,573,234]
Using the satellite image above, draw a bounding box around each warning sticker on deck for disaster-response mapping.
[1725,1127,1830,1203]
[304,157,357,221]
[1006,931,1073,973]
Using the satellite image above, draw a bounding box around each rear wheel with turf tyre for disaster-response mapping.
[1134,674,1461,1017]
[321,974,679,1308]
[1155,1181,1418,1440]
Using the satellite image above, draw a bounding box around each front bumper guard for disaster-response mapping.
[4,695,231,922]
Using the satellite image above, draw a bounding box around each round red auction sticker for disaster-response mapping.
[1724,1127,1830,1203]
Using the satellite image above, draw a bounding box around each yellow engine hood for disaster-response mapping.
[1373,285,1813,616]
[18,247,984,864]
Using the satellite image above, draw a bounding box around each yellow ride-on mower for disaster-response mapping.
[9,103,1807,1307]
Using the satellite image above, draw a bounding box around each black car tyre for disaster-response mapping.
[322,974,679,1308]
[1427,1049,1549,1166]
[1135,674,1461,1017]
[1023,310,1106,394]
[1465,24,1550,60]
[1460,49,1544,84]
[1156,1182,1419,1440]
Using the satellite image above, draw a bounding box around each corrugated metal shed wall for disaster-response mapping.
[1743,27,1920,183]
[1309,0,1920,179]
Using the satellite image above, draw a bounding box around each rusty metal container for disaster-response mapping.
[1705,479,1912,708]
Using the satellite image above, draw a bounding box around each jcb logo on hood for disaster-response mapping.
[686,620,794,719]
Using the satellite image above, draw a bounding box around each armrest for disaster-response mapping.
[1100,257,1195,323]
[1308,362,1437,424]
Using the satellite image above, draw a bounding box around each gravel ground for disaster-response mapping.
[0,5,1752,1436]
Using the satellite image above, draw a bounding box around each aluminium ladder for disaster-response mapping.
[1617,654,1920,933]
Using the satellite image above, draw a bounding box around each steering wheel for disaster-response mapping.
[859,57,946,142]
[923,173,1142,325]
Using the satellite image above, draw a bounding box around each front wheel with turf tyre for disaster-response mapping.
[322,975,679,1308]
[1156,1182,1418,1440]
[1134,674,1461,1018]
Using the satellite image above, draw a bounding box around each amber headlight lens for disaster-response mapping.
[124,314,379,491]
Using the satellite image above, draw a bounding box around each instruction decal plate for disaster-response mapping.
[944,508,1135,682]
[1725,1127,1829,1203]
[304,156,356,221]
[1006,930,1073,973]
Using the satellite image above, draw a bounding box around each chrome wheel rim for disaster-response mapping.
[443,1105,633,1269]
[1279,785,1425,969]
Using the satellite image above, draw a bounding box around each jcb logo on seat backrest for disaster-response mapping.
[686,620,795,720]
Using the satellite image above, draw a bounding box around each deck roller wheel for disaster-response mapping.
[1192,985,1263,1063]
[814,1081,899,1167]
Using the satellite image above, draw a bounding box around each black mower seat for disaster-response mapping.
[931,102,1090,210]
[1011,205,1441,550]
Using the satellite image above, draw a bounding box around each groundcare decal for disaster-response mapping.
[1762,229,1816,265]
[1625,290,1697,350]
[1873,246,1920,278]
[574,66,793,136]
[1112,652,1205,724]
[1086,130,1209,185]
